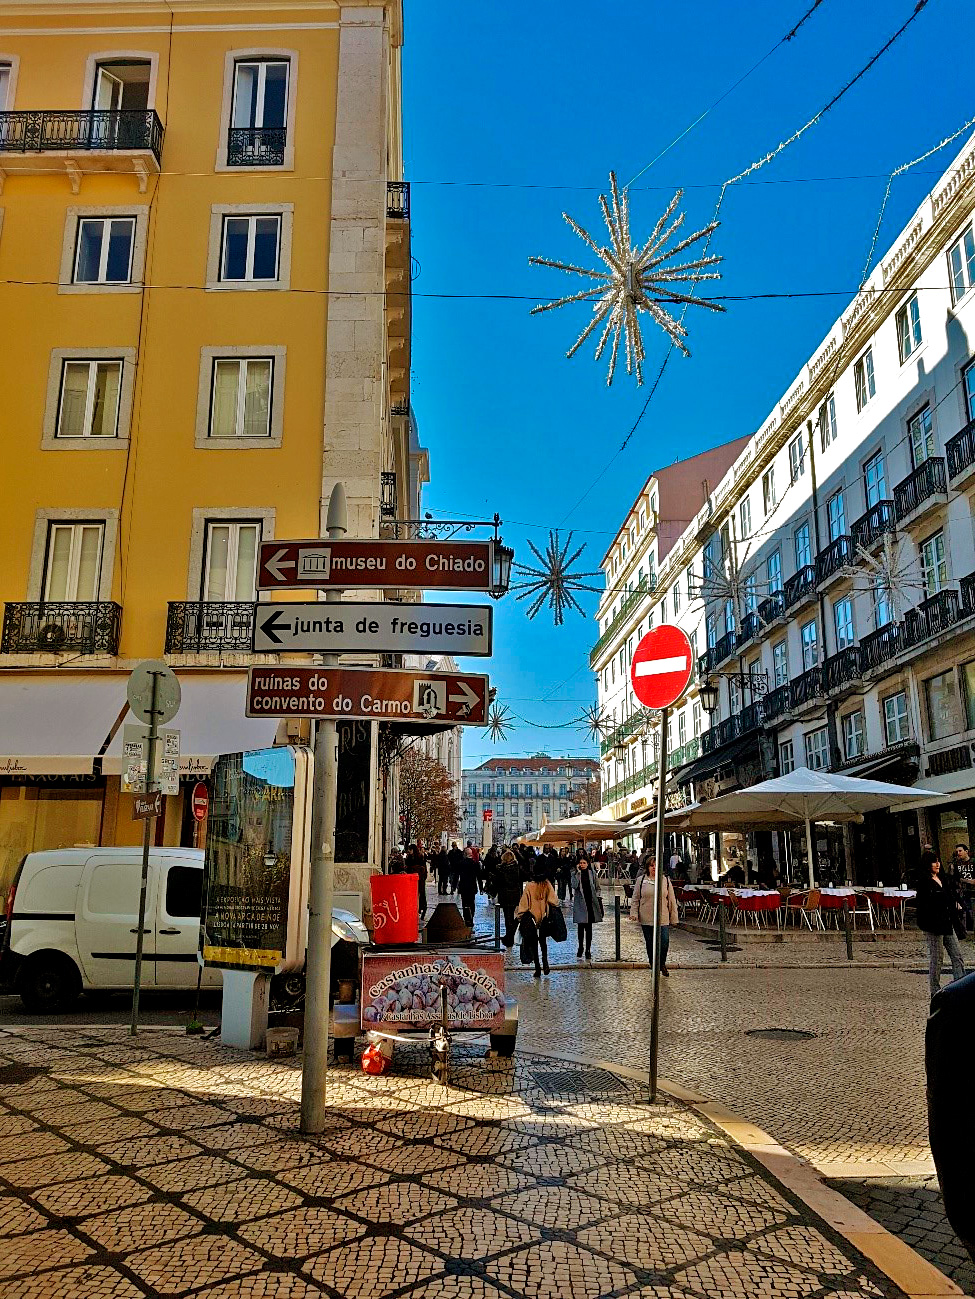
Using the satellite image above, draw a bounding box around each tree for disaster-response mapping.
[570,778,601,816]
[398,748,460,848]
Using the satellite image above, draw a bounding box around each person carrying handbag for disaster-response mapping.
[570,852,603,960]
[916,850,967,1002]
[629,855,679,977]
[516,862,558,977]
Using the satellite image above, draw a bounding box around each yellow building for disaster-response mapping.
[0,0,418,896]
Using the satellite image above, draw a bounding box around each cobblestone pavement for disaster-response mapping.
[0,1026,912,1299]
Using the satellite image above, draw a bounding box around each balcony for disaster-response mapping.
[791,665,824,711]
[963,573,975,615]
[851,500,896,552]
[763,683,791,722]
[893,457,948,530]
[1,601,121,655]
[227,126,286,167]
[737,610,761,648]
[589,574,654,666]
[816,535,855,589]
[739,700,763,733]
[757,590,786,628]
[0,109,163,186]
[784,564,817,613]
[165,602,256,654]
[859,622,904,673]
[904,588,964,648]
[668,736,700,771]
[710,628,737,668]
[928,743,974,779]
[387,180,410,219]
[823,645,862,694]
[380,471,398,521]
[946,418,975,490]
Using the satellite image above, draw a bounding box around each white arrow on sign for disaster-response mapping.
[634,655,689,677]
[264,548,296,583]
[448,681,479,717]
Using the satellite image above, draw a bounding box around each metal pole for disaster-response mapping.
[494,904,501,952]
[843,899,854,960]
[614,894,621,962]
[718,893,728,961]
[805,817,816,889]
[649,707,668,1103]
[130,670,160,1035]
[301,483,348,1135]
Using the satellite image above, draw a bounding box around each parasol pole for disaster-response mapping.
[805,816,816,889]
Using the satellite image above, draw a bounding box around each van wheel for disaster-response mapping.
[20,956,81,1013]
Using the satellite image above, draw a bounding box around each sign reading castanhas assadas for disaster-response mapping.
[360,952,506,1032]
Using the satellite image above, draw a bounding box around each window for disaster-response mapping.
[827,491,846,541]
[897,294,922,362]
[209,357,272,438]
[166,866,202,918]
[496,784,505,797]
[779,739,795,774]
[509,783,518,796]
[804,728,829,771]
[744,573,757,613]
[524,803,531,816]
[93,60,150,111]
[762,467,776,515]
[842,711,865,760]
[948,225,975,304]
[833,598,854,650]
[789,434,806,483]
[467,783,475,795]
[767,550,782,594]
[724,599,735,635]
[863,451,887,509]
[559,783,567,795]
[794,522,811,570]
[481,783,490,796]
[233,59,288,130]
[925,670,964,742]
[524,783,533,796]
[920,530,947,596]
[772,639,788,688]
[908,406,935,468]
[0,62,11,110]
[964,660,975,730]
[202,520,260,601]
[56,360,122,439]
[672,581,681,614]
[706,613,717,649]
[677,711,687,746]
[73,217,135,284]
[43,523,104,601]
[693,702,702,737]
[658,598,667,624]
[739,496,751,539]
[639,508,646,529]
[854,347,876,411]
[818,394,838,451]
[689,629,698,671]
[542,803,551,816]
[800,619,819,670]
[220,214,281,282]
[729,677,741,714]
[884,691,910,744]
[541,783,550,796]
[965,359,975,422]
[874,579,893,630]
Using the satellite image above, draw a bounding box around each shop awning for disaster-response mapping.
[102,674,280,775]
[671,733,759,789]
[0,675,128,775]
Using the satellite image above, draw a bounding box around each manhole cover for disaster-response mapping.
[745,1028,818,1042]
[532,1067,630,1096]
[0,1064,49,1084]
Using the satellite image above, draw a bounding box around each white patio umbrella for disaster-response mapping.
[530,813,634,844]
[673,769,944,888]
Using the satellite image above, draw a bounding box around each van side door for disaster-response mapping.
[78,855,157,990]
[154,860,221,987]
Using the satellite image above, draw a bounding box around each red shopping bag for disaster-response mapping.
[370,873,420,945]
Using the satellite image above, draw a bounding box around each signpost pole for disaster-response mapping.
[301,483,347,1135]
[649,706,668,1103]
[131,670,161,1036]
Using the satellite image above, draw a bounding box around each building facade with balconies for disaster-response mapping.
[462,756,598,846]
[0,0,420,898]
[597,132,975,882]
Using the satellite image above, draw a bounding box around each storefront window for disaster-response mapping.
[925,670,964,742]
[964,659,975,730]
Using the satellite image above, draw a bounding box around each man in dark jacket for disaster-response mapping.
[494,850,523,948]
[447,843,464,895]
[458,849,481,927]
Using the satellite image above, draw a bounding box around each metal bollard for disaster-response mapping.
[614,895,621,962]
[718,899,728,962]
[494,904,502,953]
[843,899,854,961]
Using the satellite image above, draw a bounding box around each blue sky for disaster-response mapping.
[402,0,973,769]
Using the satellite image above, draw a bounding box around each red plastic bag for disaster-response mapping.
[370,873,420,945]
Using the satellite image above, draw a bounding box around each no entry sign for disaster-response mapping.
[630,624,693,710]
[191,783,209,821]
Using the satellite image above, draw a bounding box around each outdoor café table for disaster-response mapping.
[866,887,916,928]
[818,887,864,928]
[721,888,782,927]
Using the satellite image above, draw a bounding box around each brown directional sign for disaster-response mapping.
[257,538,495,592]
[246,665,490,725]
[132,790,163,820]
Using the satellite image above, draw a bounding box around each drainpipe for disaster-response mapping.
[807,419,842,770]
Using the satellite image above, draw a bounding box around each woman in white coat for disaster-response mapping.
[629,855,679,976]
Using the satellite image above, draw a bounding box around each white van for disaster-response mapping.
[0,847,221,1011]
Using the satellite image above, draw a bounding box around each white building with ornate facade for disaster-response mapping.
[462,755,598,844]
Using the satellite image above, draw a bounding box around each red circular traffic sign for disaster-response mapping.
[630,624,694,710]
[191,782,209,821]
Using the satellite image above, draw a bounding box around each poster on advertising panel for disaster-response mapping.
[361,951,506,1032]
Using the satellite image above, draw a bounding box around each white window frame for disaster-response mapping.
[216,48,298,171]
[81,50,158,114]
[842,710,865,761]
[827,490,846,541]
[0,56,20,110]
[833,598,854,650]
[195,345,286,449]
[818,393,837,451]
[897,293,922,362]
[800,619,818,670]
[58,205,149,296]
[55,359,123,440]
[206,205,293,291]
[773,640,788,688]
[42,347,136,450]
[27,508,119,602]
[948,225,975,305]
[854,346,876,411]
[920,530,948,597]
[804,728,829,771]
[672,581,681,614]
[202,520,262,602]
[863,450,887,509]
[767,549,782,594]
[762,467,776,515]
[42,522,106,601]
[908,405,935,468]
[788,434,805,484]
[779,739,795,774]
[739,496,751,539]
[73,216,135,285]
[794,522,812,571]
[186,506,274,602]
[884,691,910,745]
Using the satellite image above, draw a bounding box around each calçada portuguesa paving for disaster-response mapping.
[0,1023,932,1299]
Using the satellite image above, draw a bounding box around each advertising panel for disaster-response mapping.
[361,951,506,1032]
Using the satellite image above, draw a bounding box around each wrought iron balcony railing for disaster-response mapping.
[851,500,896,550]
[894,456,948,521]
[763,683,791,721]
[784,564,817,610]
[928,744,973,778]
[739,700,763,733]
[823,645,862,692]
[711,628,737,667]
[227,126,286,167]
[904,588,962,647]
[859,621,904,672]
[791,665,823,707]
[668,736,700,771]
[589,574,654,665]
[947,418,975,482]
[0,109,164,162]
[816,535,855,585]
[962,572,975,615]
[757,590,785,625]
[387,180,410,219]
[737,610,761,646]
[1,601,121,654]
[166,602,256,653]
[380,471,397,520]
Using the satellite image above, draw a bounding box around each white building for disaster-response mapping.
[462,755,598,844]
[592,133,975,883]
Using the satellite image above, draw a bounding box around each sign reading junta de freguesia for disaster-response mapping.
[252,601,492,656]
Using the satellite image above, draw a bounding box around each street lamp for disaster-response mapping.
[698,678,720,715]
[490,541,515,600]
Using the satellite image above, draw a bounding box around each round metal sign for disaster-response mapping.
[127,659,181,726]
[191,782,209,821]
[630,624,694,710]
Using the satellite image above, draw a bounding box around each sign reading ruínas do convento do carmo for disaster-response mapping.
[200,747,308,973]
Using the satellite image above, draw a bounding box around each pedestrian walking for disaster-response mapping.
[447,841,463,894]
[916,850,967,1001]
[516,862,559,977]
[629,855,678,977]
[405,844,428,920]
[570,852,603,960]
[458,847,481,928]
[434,846,449,895]
[494,849,523,948]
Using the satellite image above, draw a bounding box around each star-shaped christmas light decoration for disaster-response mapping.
[529,172,725,385]
[511,530,602,625]
[483,703,514,743]
[579,702,612,744]
[851,534,929,620]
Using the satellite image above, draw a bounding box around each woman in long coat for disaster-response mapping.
[570,852,603,960]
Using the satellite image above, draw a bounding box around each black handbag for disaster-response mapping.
[543,903,567,943]
[593,893,605,923]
